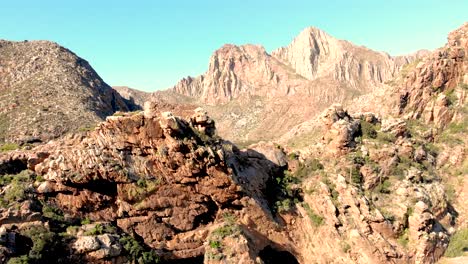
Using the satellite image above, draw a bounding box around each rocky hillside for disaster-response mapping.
[282,22,468,263]
[113,86,151,108]
[0,99,462,263]
[169,27,425,143]
[0,40,138,144]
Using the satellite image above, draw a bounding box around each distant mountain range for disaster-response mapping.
[163,27,427,143]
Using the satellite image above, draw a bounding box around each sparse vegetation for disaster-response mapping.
[302,203,324,226]
[398,228,409,248]
[360,120,378,139]
[287,152,299,160]
[376,131,396,143]
[380,208,396,223]
[375,180,391,194]
[20,225,58,261]
[341,241,351,253]
[78,126,95,132]
[119,235,160,264]
[125,178,160,202]
[0,142,20,152]
[0,170,34,206]
[322,175,339,206]
[445,228,468,257]
[295,158,324,178]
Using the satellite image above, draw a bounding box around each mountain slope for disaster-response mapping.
[112,86,151,107]
[0,40,138,143]
[169,27,425,143]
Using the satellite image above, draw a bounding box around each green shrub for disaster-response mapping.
[84,223,117,235]
[376,132,396,143]
[397,228,409,248]
[302,203,324,226]
[276,199,293,213]
[7,255,30,264]
[42,203,65,222]
[209,240,221,249]
[119,235,160,264]
[287,152,299,160]
[445,228,468,257]
[350,166,362,185]
[375,180,391,194]
[21,226,56,260]
[0,142,19,152]
[0,170,35,207]
[360,120,378,139]
[4,179,27,203]
[81,217,92,225]
[341,242,351,253]
[212,223,240,238]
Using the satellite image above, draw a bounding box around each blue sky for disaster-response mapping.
[1,1,467,91]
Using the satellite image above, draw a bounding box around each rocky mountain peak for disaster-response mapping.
[272,26,343,80]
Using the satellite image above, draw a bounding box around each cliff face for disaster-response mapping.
[0,40,138,143]
[399,22,468,129]
[272,27,420,88]
[173,44,307,105]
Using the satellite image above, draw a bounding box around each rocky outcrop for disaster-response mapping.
[0,105,297,263]
[399,23,468,129]
[0,40,138,143]
[320,104,360,156]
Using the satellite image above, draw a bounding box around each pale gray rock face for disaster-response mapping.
[271,27,417,88]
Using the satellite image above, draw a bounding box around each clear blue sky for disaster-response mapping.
[1,1,467,91]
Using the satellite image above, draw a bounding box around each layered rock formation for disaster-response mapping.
[0,105,294,263]
[0,40,138,143]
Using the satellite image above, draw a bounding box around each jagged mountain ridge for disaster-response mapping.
[168,27,427,143]
[0,40,138,143]
[173,27,426,105]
